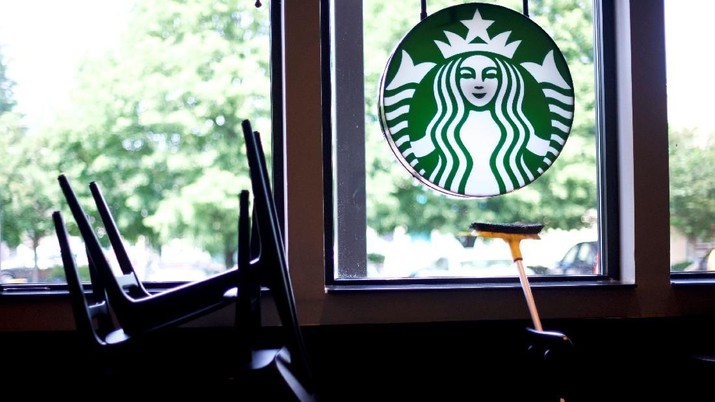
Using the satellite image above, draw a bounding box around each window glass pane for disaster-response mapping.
[333,0,599,280]
[0,0,270,285]
[666,0,715,273]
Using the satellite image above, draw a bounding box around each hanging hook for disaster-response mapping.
[420,0,427,20]
[523,0,529,17]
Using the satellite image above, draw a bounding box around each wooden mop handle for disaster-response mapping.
[515,257,543,331]
[471,222,544,331]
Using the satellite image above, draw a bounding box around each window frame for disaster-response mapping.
[323,0,621,290]
[5,0,714,331]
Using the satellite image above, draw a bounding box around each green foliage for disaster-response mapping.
[669,128,715,241]
[43,0,271,268]
[670,260,694,272]
[0,110,60,273]
[0,48,16,113]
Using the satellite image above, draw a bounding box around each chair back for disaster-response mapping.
[52,210,130,347]
[89,181,151,299]
[241,119,314,389]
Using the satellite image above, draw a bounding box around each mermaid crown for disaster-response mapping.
[434,8,521,59]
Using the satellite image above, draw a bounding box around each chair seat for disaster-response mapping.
[58,174,244,336]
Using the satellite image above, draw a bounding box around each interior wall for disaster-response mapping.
[2,317,713,401]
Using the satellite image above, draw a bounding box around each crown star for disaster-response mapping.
[434,7,520,59]
[461,9,493,43]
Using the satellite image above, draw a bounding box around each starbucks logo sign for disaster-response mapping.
[378,3,574,198]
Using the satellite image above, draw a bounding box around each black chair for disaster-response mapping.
[54,205,271,398]
[52,210,139,392]
[241,118,315,395]
[53,210,131,350]
[56,119,316,400]
[89,180,266,366]
[58,173,242,337]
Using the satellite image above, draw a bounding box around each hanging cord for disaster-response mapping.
[420,0,427,20]
[522,0,529,17]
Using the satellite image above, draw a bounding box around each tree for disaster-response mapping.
[669,128,715,243]
[49,0,270,269]
[0,48,14,269]
[0,48,16,113]
[0,128,59,280]
[0,49,58,278]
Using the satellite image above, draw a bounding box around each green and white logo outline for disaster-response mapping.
[378,3,575,198]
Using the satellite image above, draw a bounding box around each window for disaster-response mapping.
[0,0,271,287]
[326,0,616,286]
[0,0,703,328]
[666,0,715,276]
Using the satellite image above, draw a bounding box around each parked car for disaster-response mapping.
[697,248,715,271]
[0,267,32,283]
[554,241,599,275]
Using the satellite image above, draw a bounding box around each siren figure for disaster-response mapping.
[379,6,574,198]
[410,51,550,196]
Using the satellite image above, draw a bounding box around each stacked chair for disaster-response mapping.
[52,210,136,390]
[53,119,317,400]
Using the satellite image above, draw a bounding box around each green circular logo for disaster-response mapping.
[378,3,574,198]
